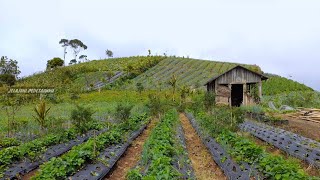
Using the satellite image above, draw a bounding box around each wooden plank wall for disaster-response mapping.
[216,67,261,84]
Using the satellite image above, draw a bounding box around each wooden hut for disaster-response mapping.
[205,65,268,107]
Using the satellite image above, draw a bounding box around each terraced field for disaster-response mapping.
[128,57,262,90]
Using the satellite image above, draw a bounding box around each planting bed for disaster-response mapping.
[173,124,195,179]
[2,129,108,179]
[127,110,194,179]
[69,124,147,180]
[31,114,149,180]
[240,121,320,168]
[185,112,259,179]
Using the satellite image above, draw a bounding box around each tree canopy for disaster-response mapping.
[69,39,87,61]
[106,49,113,58]
[47,57,64,70]
[0,56,20,86]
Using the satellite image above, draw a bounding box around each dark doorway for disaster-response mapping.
[231,84,243,107]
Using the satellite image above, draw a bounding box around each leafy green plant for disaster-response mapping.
[114,103,133,123]
[32,114,149,179]
[128,109,190,179]
[204,91,215,113]
[33,100,51,132]
[136,82,144,95]
[70,105,94,133]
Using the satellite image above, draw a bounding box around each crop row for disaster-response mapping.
[217,131,317,179]
[70,121,148,179]
[32,113,149,179]
[188,109,318,179]
[0,121,105,178]
[240,121,320,168]
[127,109,194,179]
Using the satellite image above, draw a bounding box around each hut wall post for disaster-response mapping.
[258,81,262,100]
[243,83,247,106]
[228,84,232,107]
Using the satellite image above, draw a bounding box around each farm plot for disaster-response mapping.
[240,121,320,168]
[179,113,226,180]
[30,114,149,180]
[185,112,258,179]
[127,110,195,179]
[0,121,106,179]
[106,118,158,180]
[186,109,318,179]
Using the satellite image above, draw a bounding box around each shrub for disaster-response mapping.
[114,103,133,123]
[70,105,94,133]
[204,91,215,112]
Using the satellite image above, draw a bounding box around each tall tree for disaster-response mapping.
[106,49,113,58]
[0,56,20,86]
[0,56,20,77]
[46,57,64,70]
[59,39,69,65]
[69,39,87,62]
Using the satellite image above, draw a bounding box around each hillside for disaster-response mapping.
[127,57,262,90]
[262,74,314,95]
[15,56,165,93]
[12,57,315,97]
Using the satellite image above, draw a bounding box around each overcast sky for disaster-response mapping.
[0,0,319,90]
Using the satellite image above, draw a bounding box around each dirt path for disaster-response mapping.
[276,114,320,141]
[105,119,158,180]
[22,169,38,180]
[179,113,226,180]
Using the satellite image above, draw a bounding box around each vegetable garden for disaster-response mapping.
[1,56,319,180]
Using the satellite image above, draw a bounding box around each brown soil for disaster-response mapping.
[274,114,320,142]
[241,132,320,177]
[22,169,38,180]
[179,113,226,180]
[105,119,158,180]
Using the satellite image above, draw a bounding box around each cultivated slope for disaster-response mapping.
[16,56,165,93]
[128,57,262,90]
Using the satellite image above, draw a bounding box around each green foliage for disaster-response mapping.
[46,57,64,70]
[263,91,320,108]
[70,105,94,133]
[0,56,20,86]
[0,74,16,86]
[204,91,215,112]
[130,57,262,90]
[0,128,84,177]
[168,74,177,101]
[216,131,311,179]
[0,56,20,77]
[32,114,149,179]
[114,103,133,122]
[263,74,313,96]
[69,39,87,61]
[146,94,167,117]
[190,106,316,178]
[191,107,243,136]
[33,100,51,131]
[136,82,144,94]
[0,138,20,148]
[128,109,187,179]
[18,56,165,94]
